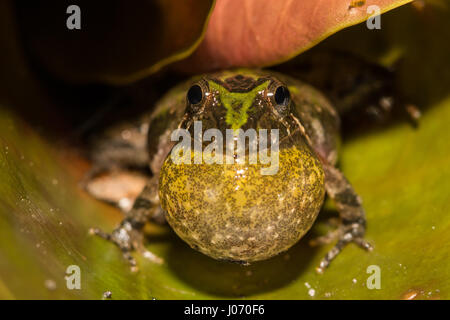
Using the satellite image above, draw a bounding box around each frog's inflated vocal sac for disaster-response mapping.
[88,70,373,273]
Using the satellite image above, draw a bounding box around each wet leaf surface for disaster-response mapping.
[1,93,448,299]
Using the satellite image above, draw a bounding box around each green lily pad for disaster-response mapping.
[0,2,449,300]
[1,93,449,299]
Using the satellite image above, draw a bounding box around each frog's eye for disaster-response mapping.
[272,85,291,116]
[187,84,203,105]
[274,86,290,107]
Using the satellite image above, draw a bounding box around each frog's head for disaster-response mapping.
[159,70,325,263]
[180,70,297,143]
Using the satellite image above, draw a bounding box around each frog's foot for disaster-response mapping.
[312,218,373,274]
[89,220,163,272]
[317,163,374,273]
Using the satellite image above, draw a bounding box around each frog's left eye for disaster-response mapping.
[187,84,204,105]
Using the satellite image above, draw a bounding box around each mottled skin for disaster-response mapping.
[88,69,372,273]
[161,143,325,263]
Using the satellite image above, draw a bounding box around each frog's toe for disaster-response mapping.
[353,237,374,252]
[89,223,163,271]
[121,250,139,273]
[89,224,139,271]
[314,223,373,274]
[141,249,164,265]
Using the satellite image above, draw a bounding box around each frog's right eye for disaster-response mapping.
[274,86,290,107]
[187,84,203,105]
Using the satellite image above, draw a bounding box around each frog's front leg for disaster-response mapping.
[90,176,164,272]
[312,163,373,274]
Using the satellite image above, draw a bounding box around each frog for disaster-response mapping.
[86,69,373,274]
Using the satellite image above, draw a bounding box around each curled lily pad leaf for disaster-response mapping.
[177,0,412,72]
[12,0,214,84]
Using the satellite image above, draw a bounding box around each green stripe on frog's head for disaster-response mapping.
[208,79,269,131]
